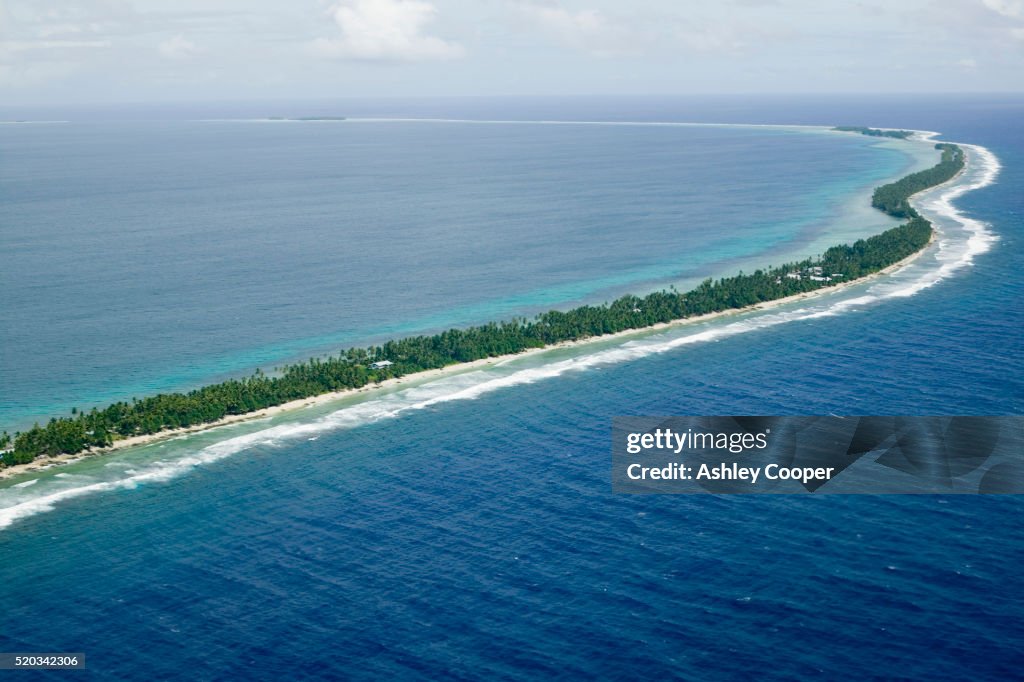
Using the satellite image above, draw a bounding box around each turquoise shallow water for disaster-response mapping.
[0,120,909,432]
[0,96,1021,680]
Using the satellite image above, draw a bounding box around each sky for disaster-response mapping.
[0,0,1022,106]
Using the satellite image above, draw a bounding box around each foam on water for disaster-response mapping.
[0,135,1000,531]
[215,117,828,132]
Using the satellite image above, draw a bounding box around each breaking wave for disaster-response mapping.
[0,134,1000,531]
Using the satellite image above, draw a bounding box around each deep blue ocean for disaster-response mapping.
[0,95,1021,680]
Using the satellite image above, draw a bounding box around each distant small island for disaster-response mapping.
[0,120,69,124]
[267,116,347,121]
[833,126,914,139]
[0,133,965,469]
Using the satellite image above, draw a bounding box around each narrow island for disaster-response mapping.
[267,116,347,121]
[0,135,965,470]
[832,126,915,139]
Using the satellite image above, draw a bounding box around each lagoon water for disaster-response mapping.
[0,96,1022,679]
[1,118,913,431]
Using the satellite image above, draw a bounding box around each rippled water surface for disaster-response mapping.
[0,96,1021,680]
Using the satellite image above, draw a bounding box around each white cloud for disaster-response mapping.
[513,2,638,56]
[2,40,111,52]
[0,59,81,87]
[978,0,1024,43]
[158,34,203,60]
[309,0,463,62]
[527,6,607,37]
[36,23,86,38]
[511,2,758,57]
[674,26,747,54]
[982,0,1024,18]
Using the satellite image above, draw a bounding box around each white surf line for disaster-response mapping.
[911,140,1001,281]
[199,116,830,131]
[342,117,829,131]
[795,140,999,317]
[0,131,1001,531]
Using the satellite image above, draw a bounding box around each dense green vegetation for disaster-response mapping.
[0,142,964,468]
[871,143,964,219]
[833,126,914,139]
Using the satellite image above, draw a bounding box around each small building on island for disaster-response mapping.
[369,360,394,370]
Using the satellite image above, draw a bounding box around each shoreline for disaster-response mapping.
[0,132,965,483]
[0,230,937,483]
